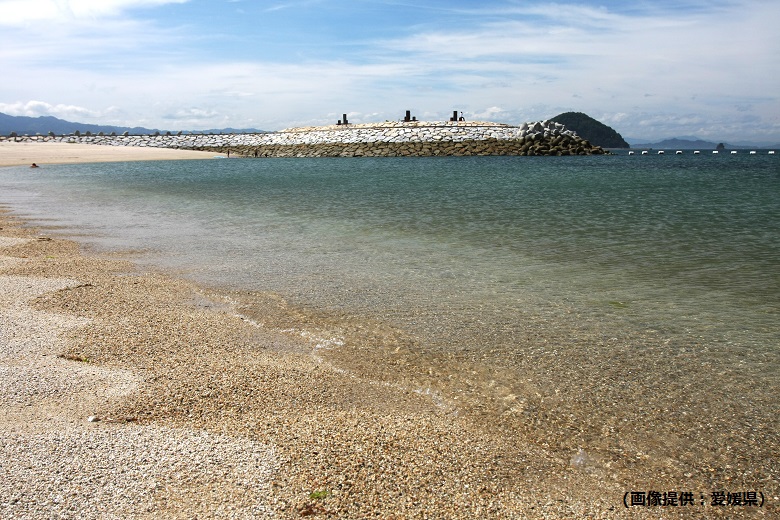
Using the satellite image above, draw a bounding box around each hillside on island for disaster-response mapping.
[550,112,630,148]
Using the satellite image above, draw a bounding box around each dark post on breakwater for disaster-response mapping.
[337,113,349,125]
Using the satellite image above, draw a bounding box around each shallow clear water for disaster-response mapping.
[2,153,779,485]
[2,155,777,348]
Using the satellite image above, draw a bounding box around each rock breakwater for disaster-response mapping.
[1,120,608,157]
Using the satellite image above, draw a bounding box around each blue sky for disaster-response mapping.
[0,0,778,141]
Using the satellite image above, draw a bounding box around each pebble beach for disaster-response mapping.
[1,143,776,518]
[0,211,564,519]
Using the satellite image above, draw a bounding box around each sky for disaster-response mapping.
[0,0,778,141]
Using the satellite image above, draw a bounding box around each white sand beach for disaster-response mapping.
[0,141,218,167]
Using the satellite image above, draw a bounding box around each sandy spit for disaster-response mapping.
[0,141,218,167]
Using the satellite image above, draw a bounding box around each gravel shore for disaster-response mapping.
[1,210,773,518]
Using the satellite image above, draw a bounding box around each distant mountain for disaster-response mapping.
[0,112,158,136]
[0,112,266,136]
[626,137,780,149]
[629,138,763,150]
[549,112,630,148]
[633,138,721,149]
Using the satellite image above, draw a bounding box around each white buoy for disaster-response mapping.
[675,150,683,154]
[658,150,665,155]
[713,150,719,154]
[628,151,635,155]
[769,151,775,155]
[693,150,700,154]
[750,151,757,154]
[641,150,648,155]
[731,150,737,154]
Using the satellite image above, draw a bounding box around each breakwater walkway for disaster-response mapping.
[1,120,607,157]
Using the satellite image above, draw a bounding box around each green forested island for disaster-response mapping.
[550,112,630,148]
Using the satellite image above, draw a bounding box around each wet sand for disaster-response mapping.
[0,211,558,518]
[3,221,775,519]
[0,141,218,166]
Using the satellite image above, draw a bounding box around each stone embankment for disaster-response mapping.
[1,120,607,157]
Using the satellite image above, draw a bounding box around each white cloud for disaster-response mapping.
[0,0,777,139]
[162,107,220,121]
[0,100,101,119]
[0,0,189,26]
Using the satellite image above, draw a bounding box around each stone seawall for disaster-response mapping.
[1,120,607,157]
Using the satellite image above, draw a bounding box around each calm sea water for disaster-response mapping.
[2,155,777,346]
[2,153,779,484]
